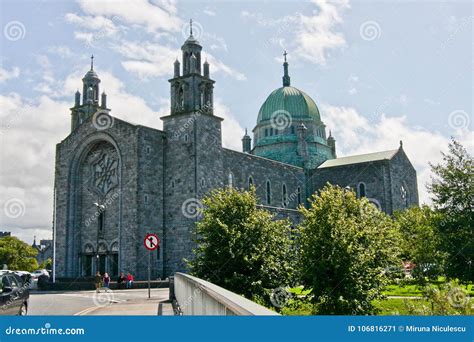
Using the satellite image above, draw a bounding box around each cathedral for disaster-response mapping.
[53,29,418,280]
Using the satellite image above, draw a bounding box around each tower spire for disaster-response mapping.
[90,54,94,70]
[282,50,290,87]
[190,19,193,36]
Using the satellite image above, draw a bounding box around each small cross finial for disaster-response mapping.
[90,54,94,70]
[283,50,288,63]
[190,19,193,35]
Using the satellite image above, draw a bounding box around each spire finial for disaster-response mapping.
[90,54,94,70]
[190,19,193,35]
[282,51,290,86]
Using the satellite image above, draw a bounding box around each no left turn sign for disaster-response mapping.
[144,233,160,251]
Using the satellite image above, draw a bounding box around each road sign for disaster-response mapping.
[144,233,160,251]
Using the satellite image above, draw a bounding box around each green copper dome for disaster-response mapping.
[257,86,321,124]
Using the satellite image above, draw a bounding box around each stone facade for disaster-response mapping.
[53,33,418,280]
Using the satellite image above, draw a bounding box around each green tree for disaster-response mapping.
[394,206,445,282]
[0,236,38,271]
[427,139,474,282]
[188,187,295,306]
[298,184,401,315]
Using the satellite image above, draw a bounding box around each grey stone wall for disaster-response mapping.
[161,112,224,276]
[388,148,419,213]
[309,160,390,212]
[223,149,306,211]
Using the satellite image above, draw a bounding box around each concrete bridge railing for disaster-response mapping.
[173,272,279,316]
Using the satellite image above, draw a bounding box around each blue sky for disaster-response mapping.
[0,0,472,243]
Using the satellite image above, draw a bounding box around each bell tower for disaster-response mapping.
[70,56,109,131]
[169,20,214,115]
[161,21,224,275]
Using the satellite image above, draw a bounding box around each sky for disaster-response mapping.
[0,0,472,244]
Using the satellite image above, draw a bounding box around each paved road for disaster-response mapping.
[28,288,172,316]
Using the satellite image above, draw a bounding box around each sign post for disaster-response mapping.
[143,233,160,299]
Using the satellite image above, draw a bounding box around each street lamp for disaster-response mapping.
[93,202,106,274]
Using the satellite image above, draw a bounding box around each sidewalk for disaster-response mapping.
[76,288,174,316]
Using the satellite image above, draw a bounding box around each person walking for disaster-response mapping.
[126,273,134,289]
[103,272,110,292]
[117,272,126,289]
[94,271,102,293]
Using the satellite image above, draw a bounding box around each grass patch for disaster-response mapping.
[382,278,474,297]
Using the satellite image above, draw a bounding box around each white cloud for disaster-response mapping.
[321,103,473,205]
[241,0,348,65]
[295,0,349,65]
[214,99,245,151]
[0,66,20,83]
[203,53,247,81]
[65,13,119,35]
[203,9,216,17]
[75,0,182,33]
[111,39,245,80]
[0,94,69,234]
[47,46,73,58]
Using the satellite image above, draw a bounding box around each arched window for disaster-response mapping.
[266,180,271,205]
[178,86,184,109]
[184,134,189,143]
[291,126,295,134]
[400,185,408,207]
[228,172,233,187]
[248,176,253,190]
[270,128,274,136]
[358,182,366,198]
[282,184,287,207]
[297,187,301,205]
[265,128,268,137]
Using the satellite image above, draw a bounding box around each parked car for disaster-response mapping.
[13,271,35,290]
[31,269,49,279]
[0,272,29,315]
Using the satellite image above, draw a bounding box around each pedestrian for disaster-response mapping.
[117,272,126,289]
[126,273,134,289]
[103,272,110,292]
[94,271,102,293]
